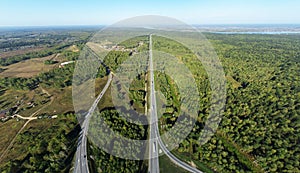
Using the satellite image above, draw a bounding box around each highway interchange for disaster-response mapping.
[74,35,202,173]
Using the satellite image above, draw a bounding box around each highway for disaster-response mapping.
[157,136,203,173]
[148,34,160,173]
[73,34,203,173]
[73,73,113,173]
[148,34,203,173]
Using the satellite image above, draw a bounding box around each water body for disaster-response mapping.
[196,24,300,35]
[212,31,300,35]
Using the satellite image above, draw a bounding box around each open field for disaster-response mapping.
[0,54,62,78]
[0,86,76,171]
[159,154,188,173]
[0,114,80,172]
[171,151,215,173]
[67,45,80,52]
[95,76,109,96]
[97,85,113,111]
[0,47,46,59]
[0,88,51,117]
[226,75,242,89]
[0,118,60,164]
[38,86,74,116]
[0,120,25,156]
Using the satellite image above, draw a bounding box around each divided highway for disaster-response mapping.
[73,73,113,173]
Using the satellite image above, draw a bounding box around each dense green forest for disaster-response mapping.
[129,73,147,114]
[88,109,148,173]
[153,34,300,172]
[88,36,149,173]
[87,33,299,172]
[154,71,181,131]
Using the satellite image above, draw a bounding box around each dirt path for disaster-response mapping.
[40,86,51,97]
[0,89,54,162]
[50,53,60,61]
[13,114,38,120]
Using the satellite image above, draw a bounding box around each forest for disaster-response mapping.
[153,34,300,172]
[0,28,299,173]
[88,109,148,173]
[85,33,299,172]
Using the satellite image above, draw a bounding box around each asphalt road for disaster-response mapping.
[74,34,202,173]
[148,34,160,173]
[148,34,203,173]
[73,73,113,173]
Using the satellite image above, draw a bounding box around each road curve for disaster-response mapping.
[149,34,203,173]
[73,73,113,173]
[73,34,203,173]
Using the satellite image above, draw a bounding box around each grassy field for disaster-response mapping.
[67,45,80,53]
[0,120,25,156]
[0,86,73,118]
[0,53,64,78]
[0,119,57,164]
[0,88,50,117]
[0,114,80,172]
[86,42,107,55]
[0,86,74,165]
[159,154,189,173]
[38,86,74,116]
[97,85,113,111]
[171,151,215,173]
[0,47,46,59]
[226,75,242,89]
[95,76,109,96]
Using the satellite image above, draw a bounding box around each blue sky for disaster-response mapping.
[0,0,299,26]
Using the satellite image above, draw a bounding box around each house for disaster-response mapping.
[27,102,35,108]
[59,61,75,68]
[0,110,9,121]
[0,110,7,119]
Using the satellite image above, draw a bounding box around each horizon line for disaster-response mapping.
[1,23,300,28]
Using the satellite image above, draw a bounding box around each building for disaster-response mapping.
[0,110,9,121]
[59,61,75,68]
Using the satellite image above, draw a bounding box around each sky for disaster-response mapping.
[0,0,299,26]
